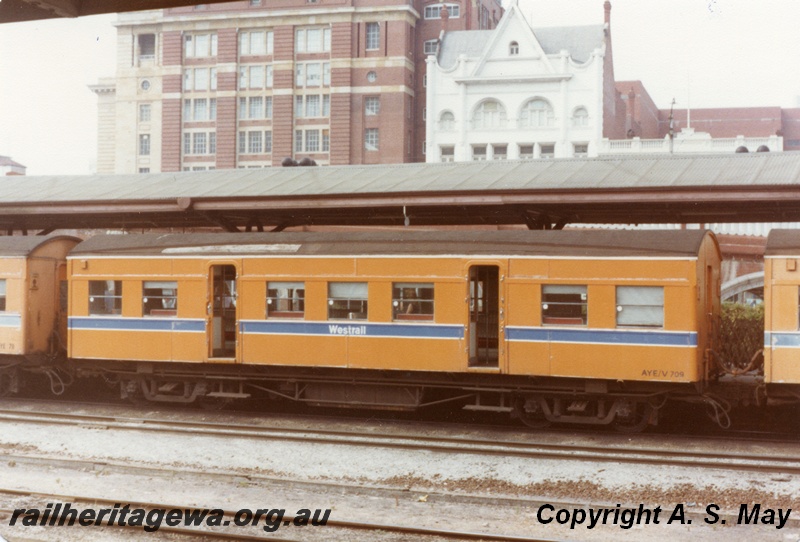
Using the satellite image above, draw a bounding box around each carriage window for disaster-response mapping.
[143,281,177,317]
[267,281,305,318]
[542,285,587,325]
[328,282,368,320]
[89,280,122,316]
[392,283,434,321]
[0,279,6,311]
[616,286,664,328]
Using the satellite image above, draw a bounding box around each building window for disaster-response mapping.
[267,282,305,318]
[184,67,217,91]
[239,130,272,154]
[138,168,150,173]
[193,133,207,155]
[542,285,587,325]
[519,144,534,159]
[0,279,6,311]
[365,96,380,116]
[184,98,217,121]
[239,65,273,90]
[294,94,329,118]
[616,286,664,328]
[424,3,460,19]
[294,129,326,153]
[295,27,331,53]
[540,143,555,158]
[440,146,454,162]
[493,144,507,160]
[328,282,368,320]
[472,100,506,129]
[424,39,438,55]
[184,33,218,58]
[364,128,379,151]
[365,22,380,50]
[520,98,555,128]
[138,34,156,61]
[138,134,150,156]
[392,283,434,320]
[573,107,589,127]
[472,144,487,160]
[573,143,589,157]
[143,281,177,317]
[248,131,263,154]
[439,111,455,131]
[183,131,216,155]
[139,103,151,123]
[89,281,122,316]
[239,30,273,56]
[509,41,519,55]
[296,62,330,88]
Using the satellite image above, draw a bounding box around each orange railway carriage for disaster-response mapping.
[0,236,80,393]
[66,229,720,429]
[764,230,800,391]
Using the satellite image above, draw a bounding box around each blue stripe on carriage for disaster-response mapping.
[68,317,205,332]
[506,326,697,347]
[240,320,464,339]
[0,313,21,328]
[766,332,800,348]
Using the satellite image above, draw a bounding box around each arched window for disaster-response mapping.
[439,111,455,131]
[472,100,507,129]
[572,107,589,127]
[519,98,554,128]
[509,41,519,55]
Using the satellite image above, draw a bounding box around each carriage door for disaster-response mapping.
[468,265,501,368]
[208,264,238,359]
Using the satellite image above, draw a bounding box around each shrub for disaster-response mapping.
[717,302,764,372]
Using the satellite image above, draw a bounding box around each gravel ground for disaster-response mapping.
[0,400,797,541]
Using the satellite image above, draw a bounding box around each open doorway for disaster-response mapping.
[468,265,499,368]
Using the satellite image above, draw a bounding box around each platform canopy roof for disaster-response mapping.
[3,152,800,234]
[0,0,239,23]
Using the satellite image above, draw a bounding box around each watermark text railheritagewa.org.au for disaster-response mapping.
[9,502,331,533]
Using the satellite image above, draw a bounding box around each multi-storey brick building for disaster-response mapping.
[92,0,502,173]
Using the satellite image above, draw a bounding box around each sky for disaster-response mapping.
[0,0,799,175]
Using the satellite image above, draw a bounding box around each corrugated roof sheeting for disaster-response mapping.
[0,153,799,204]
[3,153,800,232]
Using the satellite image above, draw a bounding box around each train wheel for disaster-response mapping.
[613,401,653,433]
[514,396,552,429]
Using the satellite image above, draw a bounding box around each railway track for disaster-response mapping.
[0,401,799,476]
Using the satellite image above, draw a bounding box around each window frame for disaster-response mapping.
[364,128,379,151]
[541,285,587,326]
[89,280,123,316]
[142,281,178,317]
[328,282,368,320]
[365,22,380,51]
[267,281,305,319]
[616,286,665,329]
[392,283,434,321]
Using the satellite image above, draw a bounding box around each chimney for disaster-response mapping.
[604,1,611,26]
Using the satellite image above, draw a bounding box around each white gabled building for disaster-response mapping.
[426,0,620,162]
